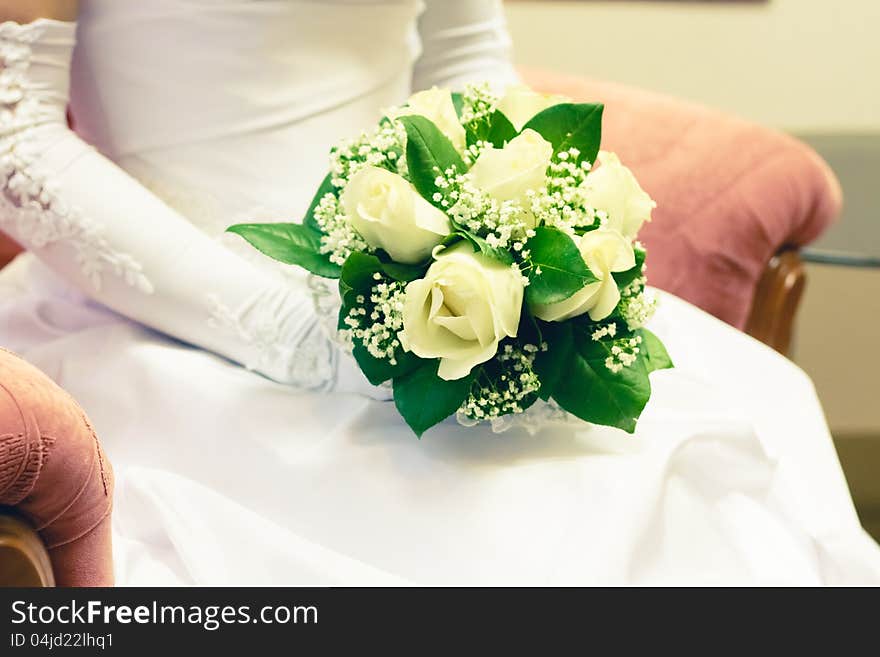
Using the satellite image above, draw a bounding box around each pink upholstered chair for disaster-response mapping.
[0,72,842,586]
[0,350,114,587]
[523,70,841,352]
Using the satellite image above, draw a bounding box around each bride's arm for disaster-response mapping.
[0,9,370,393]
[413,0,520,91]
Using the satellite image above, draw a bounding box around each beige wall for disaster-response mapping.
[506,1,880,436]
[796,264,880,435]
[505,0,880,133]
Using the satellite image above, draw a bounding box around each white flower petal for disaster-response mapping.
[497,84,571,132]
[401,242,524,379]
[343,166,451,264]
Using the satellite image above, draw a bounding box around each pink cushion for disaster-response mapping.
[0,349,114,586]
[523,69,842,329]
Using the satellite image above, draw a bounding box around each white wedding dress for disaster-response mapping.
[2,0,879,585]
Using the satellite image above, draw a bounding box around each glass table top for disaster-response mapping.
[797,134,880,268]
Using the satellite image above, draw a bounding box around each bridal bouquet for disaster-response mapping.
[229,83,672,436]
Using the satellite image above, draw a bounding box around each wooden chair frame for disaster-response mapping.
[0,511,54,587]
[744,249,806,357]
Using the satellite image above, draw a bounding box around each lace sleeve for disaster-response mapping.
[0,19,378,396]
[413,0,521,92]
[0,20,151,293]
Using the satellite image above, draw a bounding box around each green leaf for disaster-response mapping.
[352,343,421,386]
[533,320,574,401]
[437,230,512,266]
[637,328,674,373]
[339,250,426,293]
[451,92,465,119]
[550,326,651,433]
[522,103,604,165]
[393,360,475,437]
[486,111,518,148]
[379,261,427,282]
[372,250,428,282]
[338,252,383,330]
[226,223,341,278]
[339,251,383,296]
[337,252,422,385]
[458,231,514,265]
[439,232,467,249]
[612,247,646,290]
[399,115,465,209]
[303,173,337,232]
[517,307,543,348]
[525,226,598,305]
[466,110,518,149]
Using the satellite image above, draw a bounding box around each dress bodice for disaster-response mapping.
[71,0,425,232]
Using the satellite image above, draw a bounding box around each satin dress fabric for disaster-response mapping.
[0,1,877,584]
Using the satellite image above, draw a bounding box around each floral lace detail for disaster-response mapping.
[0,21,153,293]
[0,148,154,292]
[307,273,345,340]
[207,290,339,390]
[0,21,53,133]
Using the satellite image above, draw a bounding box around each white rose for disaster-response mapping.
[342,166,451,264]
[468,129,553,224]
[496,84,571,131]
[399,242,524,380]
[583,151,656,238]
[396,87,467,153]
[530,229,635,323]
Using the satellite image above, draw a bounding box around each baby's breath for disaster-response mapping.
[435,169,535,256]
[529,148,597,236]
[312,192,368,266]
[462,140,492,167]
[329,119,406,186]
[459,82,498,127]
[619,284,657,331]
[604,335,643,374]
[617,243,656,331]
[458,343,544,421]
[339,273,406,365]
[591,322,618,342]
